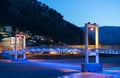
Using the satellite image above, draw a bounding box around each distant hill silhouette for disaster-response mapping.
[80,26,120,45]
[99,26,120,45]
[0,0,87,45]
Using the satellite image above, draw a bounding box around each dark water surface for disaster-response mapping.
[0,55,120,78]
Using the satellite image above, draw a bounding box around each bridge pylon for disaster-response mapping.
[13,33,26,61]
[81,22,103,72]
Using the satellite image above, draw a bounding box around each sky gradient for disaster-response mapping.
[39,0,120,27]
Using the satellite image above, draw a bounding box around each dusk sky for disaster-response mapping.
[39,0,120,27]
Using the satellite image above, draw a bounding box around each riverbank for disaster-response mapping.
[1,53,120,63]
[0,60,80,78]
[26,53,120,60]
[0,59,118,78]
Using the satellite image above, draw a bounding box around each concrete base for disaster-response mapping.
[81,63,103,72]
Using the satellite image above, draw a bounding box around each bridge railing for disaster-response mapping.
[2,47,120,55]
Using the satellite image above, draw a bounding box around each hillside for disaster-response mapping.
[0,0,84,45]
[99,26,120,45]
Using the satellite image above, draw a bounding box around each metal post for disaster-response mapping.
[85,23,89,64]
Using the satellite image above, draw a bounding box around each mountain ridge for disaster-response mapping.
[0,0,85,44]
[80,26,120,45]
